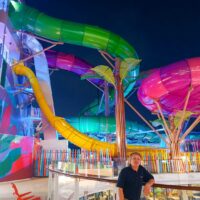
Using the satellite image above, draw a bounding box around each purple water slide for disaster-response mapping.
[46,50,103,85]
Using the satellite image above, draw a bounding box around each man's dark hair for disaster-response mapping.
[129,152,142,159]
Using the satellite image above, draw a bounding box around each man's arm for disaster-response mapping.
[118,187,125,200]
[143,178,155,196]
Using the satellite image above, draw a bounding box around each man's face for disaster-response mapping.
[130,154,141,168]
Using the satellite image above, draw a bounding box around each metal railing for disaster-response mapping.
[47,163,200,200]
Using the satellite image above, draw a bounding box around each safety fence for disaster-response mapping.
[33,146,200,176]
[182,139,200,152]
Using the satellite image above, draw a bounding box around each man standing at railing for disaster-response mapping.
[117,152,155,200]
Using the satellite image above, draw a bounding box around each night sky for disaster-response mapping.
[25,0,200,127]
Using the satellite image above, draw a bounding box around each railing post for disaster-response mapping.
[47,170,53,200]
[74,177,79,200]
[152,186,155,200]
[113,183,118,200]
[181,190,188,200]
[53,173,59,200]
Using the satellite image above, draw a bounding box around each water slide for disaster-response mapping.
[46,50,103,86]
[9,1,162,155]
[138,57,200,115]
[46,50,126,115]
[46,50,159,143]
[9,1,139,116]
[13,63,159,156]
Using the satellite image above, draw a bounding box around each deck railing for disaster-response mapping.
[48,163,200,200]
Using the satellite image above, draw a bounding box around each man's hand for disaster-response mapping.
[143,183,151,196]
[143,179,154,196]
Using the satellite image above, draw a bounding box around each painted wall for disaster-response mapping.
[0,134,34,182]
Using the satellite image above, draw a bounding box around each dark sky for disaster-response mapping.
[25,0,200,126]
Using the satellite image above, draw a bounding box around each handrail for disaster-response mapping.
[153,183,200,191]
[49,166,117,184]
[49,166,200,191]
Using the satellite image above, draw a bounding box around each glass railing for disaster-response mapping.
[47,162,200,200]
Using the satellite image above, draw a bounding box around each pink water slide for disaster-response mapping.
[138,57,200,115]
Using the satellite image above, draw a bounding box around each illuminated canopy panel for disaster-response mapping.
[138,57,200,115]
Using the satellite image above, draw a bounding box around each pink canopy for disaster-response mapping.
[138,57,200,115]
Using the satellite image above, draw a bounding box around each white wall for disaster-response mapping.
[40,139,68,150]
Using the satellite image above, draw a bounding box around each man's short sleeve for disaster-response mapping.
[143,168,154,183]
[116,168,126,188]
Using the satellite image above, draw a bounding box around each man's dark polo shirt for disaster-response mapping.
[117,165,154,200]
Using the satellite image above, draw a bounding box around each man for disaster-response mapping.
[117,152,155,200]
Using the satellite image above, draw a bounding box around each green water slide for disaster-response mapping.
[9,1,137,59]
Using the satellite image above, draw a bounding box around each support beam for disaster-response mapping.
[125,99,167,144]
[154,100,172,141]
[174,87,193,142]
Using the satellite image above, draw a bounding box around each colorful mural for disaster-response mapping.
[0,134,34,182]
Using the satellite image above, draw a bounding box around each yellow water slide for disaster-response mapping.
[13,63,163,156]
